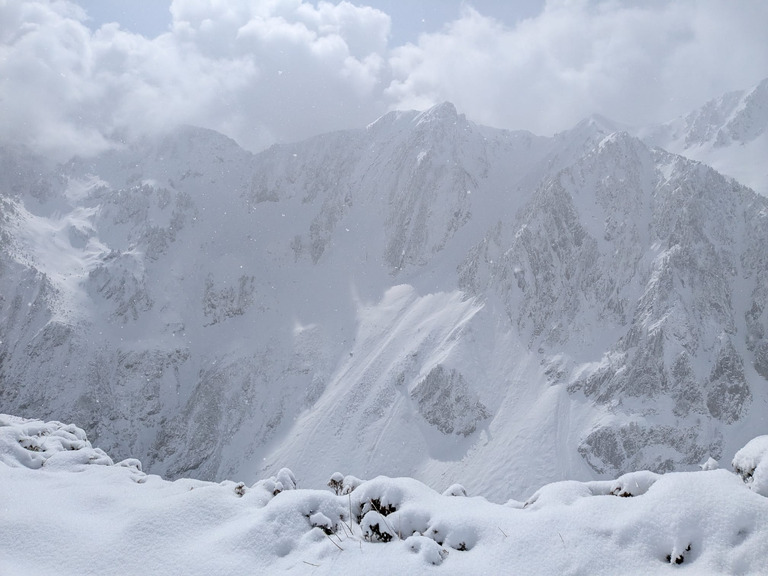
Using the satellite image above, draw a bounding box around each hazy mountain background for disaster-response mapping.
[1,78,767,501]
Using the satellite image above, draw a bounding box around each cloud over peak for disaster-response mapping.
[1,0,766,160]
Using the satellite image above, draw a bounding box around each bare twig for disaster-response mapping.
[348,493,354,532]
[338,520,353,539]
[498,527,508,539]
[302,560,320,567]
[325,531,344,551]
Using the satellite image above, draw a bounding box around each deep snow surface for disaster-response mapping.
[2,415,768,575]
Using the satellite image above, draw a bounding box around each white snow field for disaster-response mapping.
[2,415,768,575]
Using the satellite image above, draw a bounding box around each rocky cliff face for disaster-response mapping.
[1,93,767,500]
[457,127,768,479]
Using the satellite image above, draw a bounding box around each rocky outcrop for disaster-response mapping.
[411,365,489,436]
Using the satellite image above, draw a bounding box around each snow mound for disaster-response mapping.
[732,435,768,496]
[0,414,113,469]
[523,480,593,508]
[608,470,660,497]
[2,418,768,574]
[442,483,468,497]
[700,457,719,471]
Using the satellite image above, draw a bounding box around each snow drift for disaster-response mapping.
[2,415,768,575]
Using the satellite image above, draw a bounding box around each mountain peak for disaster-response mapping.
[415,101,460,125]
[364,102,465,139]
[572,113,624,136]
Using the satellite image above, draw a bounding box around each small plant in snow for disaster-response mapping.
[328,472,344,495]
[252,467,297,498]
[309,512,335,535]
[442,483,467,497]
[361,511,395,543]
[699,457,719,471]
[405,535,449,565]
[364,497,397,517]
[326,472,362,495]
[609,470,659,497]
[276,468,296,491]
[732,436,768,496]
[665,544,691,565]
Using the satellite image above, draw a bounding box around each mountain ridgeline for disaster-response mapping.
[1,84,767,499]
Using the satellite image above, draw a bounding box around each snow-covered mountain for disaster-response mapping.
[1,87,767,501]
[641,77,768,196]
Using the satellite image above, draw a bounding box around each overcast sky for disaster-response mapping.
[2,0,767,160]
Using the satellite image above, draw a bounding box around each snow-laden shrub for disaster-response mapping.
[665,543,692,565]
[361,510,396,542]
[0,414,113,469]
[276,468,297,491]
[309,512,334,535]
[326,472,363,495]
[116,457,143,472]
[423,519,478,551]
[328,472,345,495]
[699,457,719,471]
[732,435,768,496]
[609,470,660,497]
[116,458,148,483]
[404,535,449,565]
[351,477,404,522]
[382,508,430,540]
[233,482,247,497]
[252,467,297,497]
[442,483,467,497]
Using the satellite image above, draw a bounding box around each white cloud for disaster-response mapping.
[0,0,391,159]
[0,0,766,160]
[386,0,768,135]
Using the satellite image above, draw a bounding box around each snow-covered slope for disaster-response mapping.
[2,416,768,575]
[1,96,767,501]
[641,77,768,196]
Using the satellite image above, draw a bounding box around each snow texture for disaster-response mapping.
[2,415,768,575]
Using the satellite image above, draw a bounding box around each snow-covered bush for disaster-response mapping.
[732,435,768,496]
[699,457,719,471]
[251,467,298,498]
[340,475,480,555]
[308,511,335,535]
[608,470,659,497]
[0,414,113,469]
[115,458,147,483]
[666,543,692,565]
[404,535,449,565]
[327,471,345,495]
[442,483,467,497]
[350,476,403,522]
[327,472,364,495]
[361,510,396,542]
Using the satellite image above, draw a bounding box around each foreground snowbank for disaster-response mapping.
[732,435,768,497]
[2,415,767,575]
